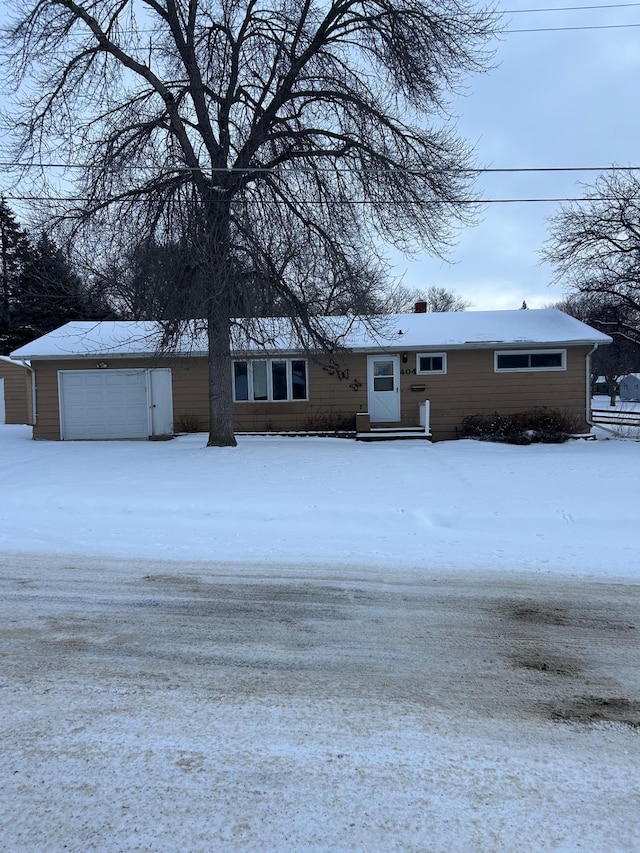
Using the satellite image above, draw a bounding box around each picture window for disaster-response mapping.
[233,359,308,402]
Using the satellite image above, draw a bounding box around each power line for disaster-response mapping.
[2,163,640,173]
[1,194,636,204]
[90,20,640,34]
[30,8,640,40]
[501,1,640,12]
[508,20,640,29]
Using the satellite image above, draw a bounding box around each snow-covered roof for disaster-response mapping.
[9,309,611,360]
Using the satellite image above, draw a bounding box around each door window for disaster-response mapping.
[373,361,395,391]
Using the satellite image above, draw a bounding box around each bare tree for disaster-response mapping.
[381,283,471,312]
[422,284,471,312]
[544,170,640,345]
[2,0,496,445]
[551,294,640,406]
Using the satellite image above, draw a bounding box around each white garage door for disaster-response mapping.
[59,370,151,440]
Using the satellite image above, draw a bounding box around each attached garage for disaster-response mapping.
[58,369,173,440]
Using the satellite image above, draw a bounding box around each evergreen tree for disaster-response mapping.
[0,196,30,353]
[0,200,112,352]
[9,233,112,351]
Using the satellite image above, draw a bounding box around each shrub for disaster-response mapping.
[175,412,205,433]
[302,409,356,433]
[460,409,581,444]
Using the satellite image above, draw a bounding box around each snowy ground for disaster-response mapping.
[591,395,640,441]
[1,424,639,851]
[1,422,639,577]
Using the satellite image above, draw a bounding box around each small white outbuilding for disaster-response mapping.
[619,374,640,402]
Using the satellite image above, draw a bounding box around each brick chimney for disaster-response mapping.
[414,300,428,313]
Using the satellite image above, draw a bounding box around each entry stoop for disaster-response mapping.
[355,402,431,441]
[356,426,431,442]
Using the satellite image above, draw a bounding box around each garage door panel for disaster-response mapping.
[59,370,150,440]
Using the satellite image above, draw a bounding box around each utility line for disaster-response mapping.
[45,7,640,39]
[508,20,640,29]
[502,1,640,11]
[94,21,640,33]
[1,194,636,204]
[2,164,640,173]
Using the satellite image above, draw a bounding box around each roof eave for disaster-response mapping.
[348,338,612,352]
[11,335,612,360]
[10,349,208,361]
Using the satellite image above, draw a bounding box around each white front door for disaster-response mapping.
[367,355,401,422]
[0,378,5,424]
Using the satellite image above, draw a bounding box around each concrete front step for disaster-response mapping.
[356,429,431,441]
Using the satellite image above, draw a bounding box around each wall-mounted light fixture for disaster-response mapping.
[96,361,108,369]
[402,352,408,363]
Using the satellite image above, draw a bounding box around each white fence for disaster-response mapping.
[591,407,640,429]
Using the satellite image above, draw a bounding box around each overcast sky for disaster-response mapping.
[1,2,639,311]
[397,2,640,309]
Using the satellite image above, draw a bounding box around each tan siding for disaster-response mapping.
[29,345,592,440]
[411,347,591,440]
[351,347,590,439]
[233,355,368,431]
[32,356,191,440]
[0,360,33,425]
[170,358,209,431]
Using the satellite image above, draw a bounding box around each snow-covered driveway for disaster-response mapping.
[2,553,639,851]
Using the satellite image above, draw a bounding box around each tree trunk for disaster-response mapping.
[207,309,237,447]
[198,191,237,448]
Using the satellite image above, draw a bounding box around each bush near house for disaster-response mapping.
[302,409,356,433]
[460,409,581,444]
[175,412,205,433]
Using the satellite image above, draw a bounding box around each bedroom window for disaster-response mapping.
[494,350,566,372]
[233,359,308,402]
[416,353,447,374]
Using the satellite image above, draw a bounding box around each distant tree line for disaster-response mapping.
[550,293,640,406]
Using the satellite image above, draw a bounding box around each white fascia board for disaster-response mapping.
[12,349,208,361]
[347,338,612,352]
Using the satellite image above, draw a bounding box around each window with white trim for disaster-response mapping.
[494,349,566,372]
[233,359,308,402]
[416,352,447,374]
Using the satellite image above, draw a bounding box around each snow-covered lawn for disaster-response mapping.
[1,425,639,851]
[0,424,638,578]
[591,395,640,441]
[592,394,640,410]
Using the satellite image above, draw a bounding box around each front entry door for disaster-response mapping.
[367,355,401,422]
